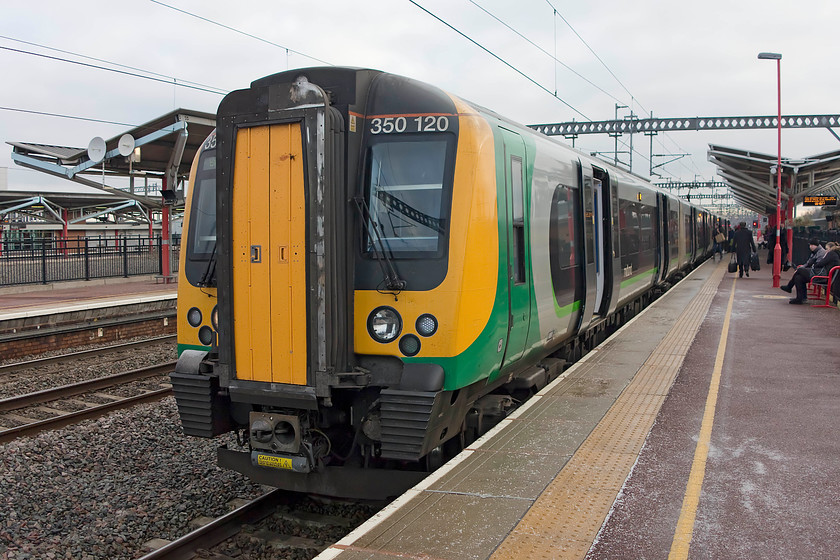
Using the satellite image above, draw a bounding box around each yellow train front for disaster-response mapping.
[171,67,715,499]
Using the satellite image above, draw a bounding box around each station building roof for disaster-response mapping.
[8,108,216,209]
[708,144,840,215]
[4,109,215,229]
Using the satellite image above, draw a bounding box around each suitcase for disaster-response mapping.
[728,256,738,273]
[750,252,760,271]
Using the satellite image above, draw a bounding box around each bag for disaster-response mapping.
[715,232,726,243]
[750,252,760,271]
[728,254,738,273]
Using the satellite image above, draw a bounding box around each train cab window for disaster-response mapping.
[364,137,453,257]
[185,145,217,286]
[190,154,217,258]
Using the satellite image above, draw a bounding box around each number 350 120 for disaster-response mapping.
[369,116,450,134]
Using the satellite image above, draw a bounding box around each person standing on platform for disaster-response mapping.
[713,225,725,261]
[765,226,790,268]
[727,226,736,253]
[733,222,756,278]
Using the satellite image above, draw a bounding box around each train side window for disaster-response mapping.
[511,157,526,284]
[549,185,578,309]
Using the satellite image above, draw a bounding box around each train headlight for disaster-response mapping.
[198,326,214,346]
[415,314,438,337]
[368,307,402,343]
[399,334,421,357]
[187,307,202,327]
[211,305,219,330]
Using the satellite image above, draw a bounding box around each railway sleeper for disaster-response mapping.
[244,529,327,552]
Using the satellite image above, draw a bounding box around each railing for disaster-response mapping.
[0,236,180,287]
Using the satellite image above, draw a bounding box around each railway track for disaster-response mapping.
[0,334,176,376]
[0,360,175,443]
[139,489,365,560]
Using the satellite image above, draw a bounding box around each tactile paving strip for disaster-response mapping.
[490,262,727,560]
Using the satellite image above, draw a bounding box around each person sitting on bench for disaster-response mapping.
[782,239,840,304]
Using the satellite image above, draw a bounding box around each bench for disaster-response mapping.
[809,265,840,308]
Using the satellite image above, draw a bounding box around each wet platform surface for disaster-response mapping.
[0,276,176,320]
[317,253,840,560]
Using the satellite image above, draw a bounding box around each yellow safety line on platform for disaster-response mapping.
[667,277,737,560]
[490,260,728,560]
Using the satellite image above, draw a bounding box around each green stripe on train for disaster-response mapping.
[619,267,658,289]
[177,343,211,357]
[554,298,581,318]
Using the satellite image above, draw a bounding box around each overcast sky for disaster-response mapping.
[2,0,839,193]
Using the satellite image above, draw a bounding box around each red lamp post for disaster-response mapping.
[758,51,782,287]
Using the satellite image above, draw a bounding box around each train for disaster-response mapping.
[171,67,721,499]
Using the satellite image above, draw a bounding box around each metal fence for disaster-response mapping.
[0,236,180,286]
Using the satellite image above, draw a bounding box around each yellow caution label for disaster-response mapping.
[256,454,293,470]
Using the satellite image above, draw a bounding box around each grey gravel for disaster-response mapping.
[0,398,265,560]
[0,338,176,400]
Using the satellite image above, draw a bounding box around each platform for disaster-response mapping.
[0,276,177,360]
[316,254,840,560]
[0,275,176,321]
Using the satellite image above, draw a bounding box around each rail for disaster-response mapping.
[0,335,176,376]
[0,361,175,443]
[137,489,287,560]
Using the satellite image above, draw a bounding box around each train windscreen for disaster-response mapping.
[364,137,452,257]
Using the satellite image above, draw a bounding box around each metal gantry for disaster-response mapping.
[529,113,840,216]
[529,114,840,138]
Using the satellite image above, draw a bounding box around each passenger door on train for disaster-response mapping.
[231,123,308,385]
[499,128,531,370]
[599,169,621,317]
[592,177,605,312]
[577,162,602,329]
[657,193,669,281]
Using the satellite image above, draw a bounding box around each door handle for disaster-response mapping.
[250,245,262,263]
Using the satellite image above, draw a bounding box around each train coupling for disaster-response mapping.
[248,411,315,473]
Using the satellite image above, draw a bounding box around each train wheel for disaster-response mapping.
[424,445,445,471]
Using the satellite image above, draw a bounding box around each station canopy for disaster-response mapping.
[8,108,216,210]
[708,144,840,215]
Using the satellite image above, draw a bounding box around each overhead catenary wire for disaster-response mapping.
[543,0,641,113]
[542,0,705,178]
[407,0,590,121]
[148,0,333,67]
[0,35,229,95]
[465,0,688,180]
[469,0,627,106]
[0,106,137,128]
[0,46,227,96]
[408,1,680,178]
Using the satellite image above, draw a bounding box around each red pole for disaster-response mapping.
[162,177,171,279]
[772,57,782,288]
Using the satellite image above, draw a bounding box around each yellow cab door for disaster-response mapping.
[231,123,308,385]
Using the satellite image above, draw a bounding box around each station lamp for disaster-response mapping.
[757,51,782,287]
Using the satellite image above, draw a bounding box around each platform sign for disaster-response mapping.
[803,195,837,206]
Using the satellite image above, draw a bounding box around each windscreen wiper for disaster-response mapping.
[198,242,217,288]
[353,196,406,293]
